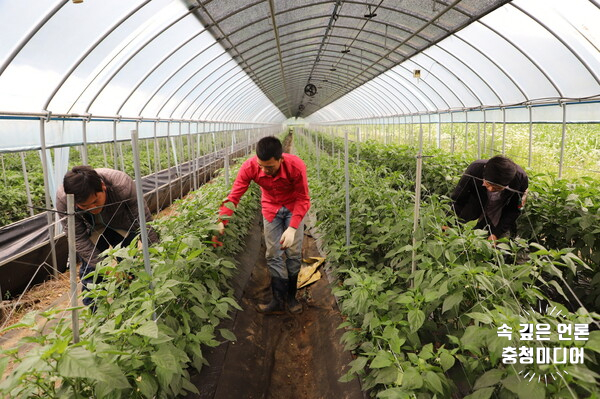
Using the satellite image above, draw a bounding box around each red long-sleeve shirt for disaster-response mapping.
[219,153,310,229]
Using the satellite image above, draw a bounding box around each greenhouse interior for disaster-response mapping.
[0,0,599,397]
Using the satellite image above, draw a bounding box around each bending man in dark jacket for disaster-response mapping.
[451,155,528,241]
[56,166,159,307]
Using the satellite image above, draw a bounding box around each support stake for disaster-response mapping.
[66,194,80,343]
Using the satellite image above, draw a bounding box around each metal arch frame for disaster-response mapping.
[256,61,369,95]
[228,89,284,122]
[139,42,228,116]
[319,0,464,108]
[318,89,382,119]
[195,1,269,107]
[187,67,254,119]
[84,6,202,114]
[250,107,282,124]
[266,0,293,117]
[249,61,374,111]
[44,1,152,112]
[251,53,383,92]
[195,0,494,116]
[452,32,528,102]
[302,82,375,120]
[238,24,421,66]
[416,50,485,107]
[248,40,391,79]
[163,56,238,118]
[351,76,415,114]
[0,0,68,78]
[511,2,600,87]
[315,97,365,121]
[395,58,466,109]
[221,82,275,121]
[216,76,289,122]
[432,44,502,105]
[254,66,394,116]
[246,35,394,77]
[116,27,209,115]
[203,76,266,120]
[171,60,282,117]
[374,72,429,112]
[385,66,447,111]
[218,85,261,120]
[319,78,400,116]
[387,65,449,110]
[191,66,286,120]
[202,0,448,53]
[477,20,563,98]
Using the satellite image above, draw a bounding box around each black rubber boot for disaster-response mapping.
[257,277,287,315]
[287,273,302,314]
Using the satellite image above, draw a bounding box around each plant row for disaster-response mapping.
[0,160,259,398]
[310,130,600,308]
[295,132,600,399]
[0,133,230,227]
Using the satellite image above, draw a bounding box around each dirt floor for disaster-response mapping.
[185,215,364,399]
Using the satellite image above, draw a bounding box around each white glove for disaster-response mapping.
[216,222,225,235]
[280,226,297,250]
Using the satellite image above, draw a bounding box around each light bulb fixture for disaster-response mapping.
[330,65,337,71]
[72,0,84,3]
[413,69,421,79]
[341,46,350,54]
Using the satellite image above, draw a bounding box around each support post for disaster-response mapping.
[502,108,506,154]
[66,194,80,343]
[411,153,424,284]
[154,123,160,212]
[344,129,351,249]
[113,120,119,169]
[39,118,58,277]
[82,119,88,165]
[528,105,533,168]
[131,130,155,320]
[20,152,34,217]
[558,103,567,178]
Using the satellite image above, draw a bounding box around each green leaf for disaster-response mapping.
[137,373,158,399]
[564,365,600,384]
[221,297,243,311]
[442,291,463,314]
[474,369,504,390]
[56,347,99,380]
[389,335,406,354]
[371,350,393,369]
[439,351,455,372]
[96,362,131,389]
[348,356,369,375]
[182,377,200,394]
[219,328,237,342]
[136,320,159,338]
[151,345,178,370]
[402,367,423,390]
[585,330,600,353]
[407,309,425,333]
[464,387,495,399]
[466,312,493,324]
[424,371,445,394]
[374,366,399,385]
[0,356,9,377]
[376,387,412,399]
[501,375,545,399]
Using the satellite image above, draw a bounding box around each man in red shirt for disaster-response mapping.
[213,136,310,314]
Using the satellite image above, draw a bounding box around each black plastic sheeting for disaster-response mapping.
[0,144,252,297]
